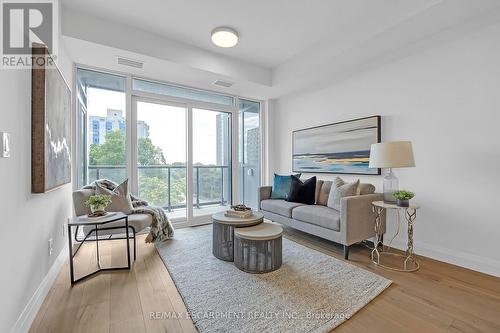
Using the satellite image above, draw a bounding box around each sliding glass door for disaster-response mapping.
[132,98,233,222]
[134,99,187,219]
[76,67,260,225]
[192,108,232,217]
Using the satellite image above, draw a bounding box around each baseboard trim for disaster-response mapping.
[389,239,500,278]
[10,245,68,333]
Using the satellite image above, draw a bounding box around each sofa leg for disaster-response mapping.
[343,245,350,260]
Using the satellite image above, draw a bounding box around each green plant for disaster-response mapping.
[393,190,415,200]
[85,194,112,208]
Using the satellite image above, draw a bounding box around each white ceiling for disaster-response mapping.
[61,0,441,68]
[61,0,500,99]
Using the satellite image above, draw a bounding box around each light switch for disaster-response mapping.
[1,132,10,158]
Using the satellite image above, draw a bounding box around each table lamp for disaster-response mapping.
[369,141,415,203]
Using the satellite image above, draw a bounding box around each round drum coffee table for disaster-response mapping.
[234,221,283,273]
[212,211,263,261]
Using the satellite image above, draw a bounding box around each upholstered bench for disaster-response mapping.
[234,222,283,273]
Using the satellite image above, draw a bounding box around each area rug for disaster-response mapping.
[155,225,391,333]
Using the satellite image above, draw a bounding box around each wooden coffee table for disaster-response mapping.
[212,211,263,261]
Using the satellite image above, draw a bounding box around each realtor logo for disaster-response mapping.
[1,0,57,68]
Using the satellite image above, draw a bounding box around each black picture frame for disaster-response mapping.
[292,115,381,175]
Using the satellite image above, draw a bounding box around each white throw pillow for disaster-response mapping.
[327,178,360,211]
[95,179,134,214]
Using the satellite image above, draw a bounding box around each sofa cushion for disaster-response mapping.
[95,179,134,214]
[359,183,376,195]
[260,199,306,218]
[315,180,323,204]
[317,181,332,206]
[327,179,360,211]
[288,175,316,205]
[292,205,341,231]
[271,173,301,200]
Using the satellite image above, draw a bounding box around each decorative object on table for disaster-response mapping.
[271,173,301,199]
[287,175,316,204]
[231,204,251,211]
[84,194,112,216]
[393,190,415,207]
[327,178,360,211]
[224,209,254,219]
[292,115,381,175]
[31,43,72,193]
[81,179,174,242]
[212,211,264,261]
[1,132,10,158]
[369,141,415,203]
[371,201,420,272]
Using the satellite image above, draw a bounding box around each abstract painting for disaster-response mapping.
[292,116,381,175]
[32,44,72,193]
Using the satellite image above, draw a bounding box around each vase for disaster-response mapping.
[90,204,107,214]
[396,199,409,207]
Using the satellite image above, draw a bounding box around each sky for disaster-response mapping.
[87,88,228,165]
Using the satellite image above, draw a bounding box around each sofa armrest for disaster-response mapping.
[258,186,272,210]
[340,193,386,245]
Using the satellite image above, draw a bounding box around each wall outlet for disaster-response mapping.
[1,132,10,158]
[63,221,67,237]
[48,238,53,256]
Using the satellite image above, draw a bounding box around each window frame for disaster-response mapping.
[72,63,265,225]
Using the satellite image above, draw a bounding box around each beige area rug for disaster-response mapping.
[155,225,391,333]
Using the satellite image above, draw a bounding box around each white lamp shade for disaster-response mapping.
[369,141,415,168]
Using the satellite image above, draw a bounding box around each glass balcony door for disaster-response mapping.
[132,98,188,221]
[132,98,234,223]
[192,108,232,218]
[238,100,261,210]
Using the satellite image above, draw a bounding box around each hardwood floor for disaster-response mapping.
[30,225,500,333]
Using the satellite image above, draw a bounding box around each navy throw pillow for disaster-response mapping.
[287,175,316,205]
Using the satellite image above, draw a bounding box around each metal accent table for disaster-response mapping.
[67,212,135,284]
[234,221,283,273]
[212,211,263,261]
[371,201,420,272]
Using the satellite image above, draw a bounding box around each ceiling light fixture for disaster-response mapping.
[211,27,239,48]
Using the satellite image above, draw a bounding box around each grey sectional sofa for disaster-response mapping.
[258,180,386,259]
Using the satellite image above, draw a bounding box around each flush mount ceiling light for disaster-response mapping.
[211,27,239,48]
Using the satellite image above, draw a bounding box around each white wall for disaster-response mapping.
[270,21,500,277]
[0,8,74,332]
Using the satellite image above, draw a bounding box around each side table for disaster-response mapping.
[212,211,264,261]
[371,201,420,272]
[68,212,135,284]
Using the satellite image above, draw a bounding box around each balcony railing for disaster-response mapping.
[88,165,230,212]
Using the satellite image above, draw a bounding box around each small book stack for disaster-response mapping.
[224,209,253,219]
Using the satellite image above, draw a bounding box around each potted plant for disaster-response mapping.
[393,190,414,207]
[85,194,112,216]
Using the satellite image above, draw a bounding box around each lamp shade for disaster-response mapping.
[369,141,415,168]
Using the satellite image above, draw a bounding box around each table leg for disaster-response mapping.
[404,208,418,270]
[371,205,384,263]
[68,224,75,285]
[126,217,131,268]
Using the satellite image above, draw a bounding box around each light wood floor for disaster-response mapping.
[30,225,500,333]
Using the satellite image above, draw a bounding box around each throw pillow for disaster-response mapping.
[359,183,376,195]
[271,173,301,200]
[327,179,360,211]
[287,175,316,205]
[95,179,134,214]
